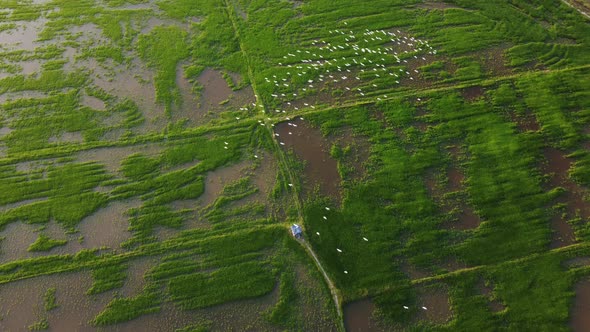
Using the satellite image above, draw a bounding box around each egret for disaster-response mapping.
[323,216,327,220]
[403,306,409,310]
[422,306,427,310]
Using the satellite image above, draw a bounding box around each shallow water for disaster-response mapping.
[274,117,341,202]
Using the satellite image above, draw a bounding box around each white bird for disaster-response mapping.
[422,306,427,310]
[280,142,285,145]
[403,306,409,310]
[337,248,342,252]
[316,232,320,235]
[254,155,258,158]
[344,271,348,274]
[363,237,368,241]
[288,183,293,187]
[325,207,330,210]
[323,216,327,220]
[224,142,228,145]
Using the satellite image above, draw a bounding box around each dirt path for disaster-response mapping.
[223,2,345,330]
[561,0,590,19]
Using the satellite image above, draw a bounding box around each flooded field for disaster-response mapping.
[274,117,341,202]
[0,0,588,330]
[344,299,383,332]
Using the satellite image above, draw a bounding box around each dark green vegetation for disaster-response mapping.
[0,0,589,331]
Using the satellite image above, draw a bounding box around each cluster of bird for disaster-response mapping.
[262,25,438,110]
[228,27,438,313]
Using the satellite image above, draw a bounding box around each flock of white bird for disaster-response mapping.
[229,25,439,313]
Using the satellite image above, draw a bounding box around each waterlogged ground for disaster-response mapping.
[0,0,589,331]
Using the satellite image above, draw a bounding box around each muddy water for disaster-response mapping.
[197,160,251,208]
[20,60,42,76]
[81,94,106,111]
[571,278,590,332]
[48,131,84,144]
[78,199,141,250]
[198,68,233,107]
[77,144,163,174]
[171,64,202,125]
[0,18,46,51]
[344,299,383,332]
[415,287,452,324]
[0,271,113,331]
[274,117,341,202]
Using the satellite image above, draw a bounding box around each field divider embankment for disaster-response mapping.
[222,1,344,330]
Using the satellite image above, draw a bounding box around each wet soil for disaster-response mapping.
[461,85,485,101]
[541,147,590,247]
[564,257,590,269]
[274,117,341,203]
[570,278,590,332]
[477,46,513,77]
[401,260,431,280]
[449,206,481,230]
[415,286,452,324]
[477,279,505,312]
[447,166,465,192]
[344,299,383,332]
[508,111,540,132]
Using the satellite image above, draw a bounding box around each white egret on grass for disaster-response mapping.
[403,306,409,310]
[422,307,427,310]
[363,237,368,241]
[337,249,342,252]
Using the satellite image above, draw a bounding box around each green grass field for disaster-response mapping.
[0,0,589,331]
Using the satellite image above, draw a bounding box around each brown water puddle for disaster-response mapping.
[344,299,383,332]
[274,117,341,202]
[415,286,452,324]
[77,199,141,250]
[462,86,485,102]
[77,144,163,174]
[477,279,505,312]
[570,278,590,332]
[119,257,155,298]
[171,64,201,125]
[478,46,512,76]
